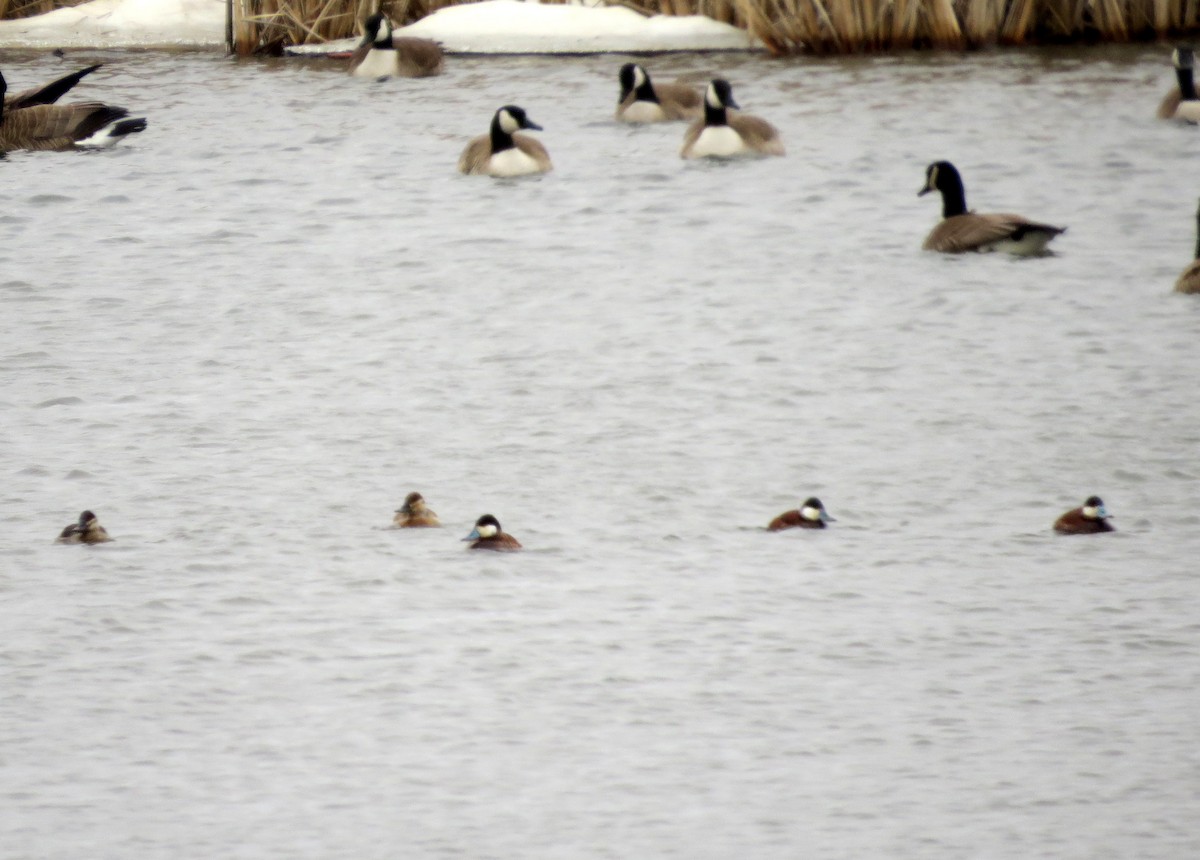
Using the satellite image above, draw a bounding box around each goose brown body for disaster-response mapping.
[680,80,783,159]
[616,63,701,123]
[458,105,551,177]
[1175,198,1200,294]
[0,69,146,153]
[349,14,443,78]
[919,161,1064,255]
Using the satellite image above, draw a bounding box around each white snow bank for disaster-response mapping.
[395,0,759,54]
[0,0,225,48]
[0,0,759,53]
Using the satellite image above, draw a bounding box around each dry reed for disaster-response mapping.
[4,0,1199,55]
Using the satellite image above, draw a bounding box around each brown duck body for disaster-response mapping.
[1053,496,1114,535]
[767,510,826,531]
[1053,508,1115,535]
[467,532,523,552]
[56,511,112,544]
[393,492,440,528]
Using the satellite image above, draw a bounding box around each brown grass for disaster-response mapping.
[5,0,1200,55]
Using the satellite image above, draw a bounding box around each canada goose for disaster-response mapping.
[0,70,146,152]
[393,491,440,527]
[616,63,702,123]
[458,105,552,177]
[918,161,1065,255]
[680,79,784,159]
[56,510,113,544]
[1158,45,1200,121]
[1053,496,1114,535]
[349,13,444,79]
[4,63,102,110]
[1175,199,1200,293]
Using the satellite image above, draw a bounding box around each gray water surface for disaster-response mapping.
[1,46,1198,859]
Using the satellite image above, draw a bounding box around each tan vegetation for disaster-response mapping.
[5,0,1200,55]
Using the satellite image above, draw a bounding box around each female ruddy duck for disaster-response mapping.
[768,497,835,531]
[462,514,522,552]
[393,491,440,528]
[1053,496,1115,535]
[56,510,112,544]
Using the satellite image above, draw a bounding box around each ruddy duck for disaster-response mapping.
[918,161,1065,255]
[393,491,440,528]
[616,63,702,123]
[462,514,522,552]
[768,497,835,531]
[680,79,785,160]
[458,106,552,178]
[56,510,112,544]
[1053,496,1115,535]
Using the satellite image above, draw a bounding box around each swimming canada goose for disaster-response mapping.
[55,510,113,544]
[4,63,102,110]
[616,63,702,123]
[1175,198,1200,293]
[349,13,444,79]
[1158,45,1200,121]
[0,69,146,152]
[918,161,1065,255]
[680,79,784,159]
[458,105,552,177]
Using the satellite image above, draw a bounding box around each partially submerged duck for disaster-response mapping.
[56,510,112,544]
[462,514,522,551]
[349,13,444,79]
[616,63,701,123]
[918,161,1065,255]
[458,105,552,177]
[680,79,784,159]
[393,491,440,527]
[1053,496,1115,535]
[768,497,835,531]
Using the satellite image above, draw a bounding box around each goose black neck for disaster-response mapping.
[938,172,968,218]
[1194,204,1200,259]
[1179,65,1198,101]
[490,116,516,153]
[704,100,728,127]
[635,78,658,103]
[0,72,6,124]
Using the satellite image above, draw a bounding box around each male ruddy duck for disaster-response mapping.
[462,514,522,552]
[56,510,112,544]
[768,497,835,531]
[1053,496,1115,535]
[393,491,440,528]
